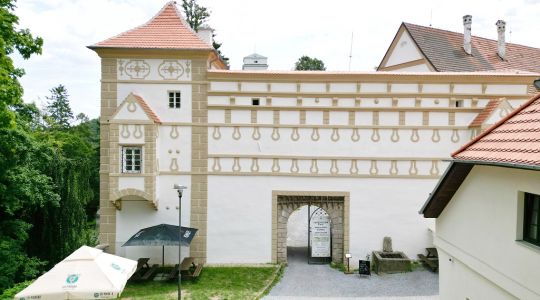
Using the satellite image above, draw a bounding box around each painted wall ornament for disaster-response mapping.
[124,60,151,79]
[351,128,360,142]
[291,128,300,141]
[252,127,261,140]
[158,60,185,80]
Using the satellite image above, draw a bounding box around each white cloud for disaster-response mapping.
[10,0,540,118]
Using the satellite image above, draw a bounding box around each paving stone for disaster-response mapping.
[264,247,438,299]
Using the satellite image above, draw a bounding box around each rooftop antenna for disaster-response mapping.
[429,8,433,27]
[348,31,354,71]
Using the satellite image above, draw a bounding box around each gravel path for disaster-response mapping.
[264,247,439,300]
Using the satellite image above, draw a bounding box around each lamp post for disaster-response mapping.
[174,184,187,300]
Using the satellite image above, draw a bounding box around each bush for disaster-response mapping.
[0,280,33,300]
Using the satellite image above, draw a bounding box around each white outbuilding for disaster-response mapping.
[421,93,540,300]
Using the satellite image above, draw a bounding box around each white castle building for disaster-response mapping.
[89,2,539,267]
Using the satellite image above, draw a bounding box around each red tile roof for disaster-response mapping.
[468,99,502,128]
[132,94,161,124]
[402,23,540,73]
[90,1,211,50]
[452,93,540,167]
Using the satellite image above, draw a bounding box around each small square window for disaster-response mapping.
[524,193,540,247]
[122,146,142,173]
[251,98,260,106]
[169,91,181,108]
[455,100,464,108]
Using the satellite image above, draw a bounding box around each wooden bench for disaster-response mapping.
[167,264,180,281]
[182,263,204,280]
[418,247,439,272]
[129,258,150,281]
[140,264,159,280]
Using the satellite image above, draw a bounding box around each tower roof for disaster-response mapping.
[89,1,212,50]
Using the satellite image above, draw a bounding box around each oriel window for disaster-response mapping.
[122,146,142,173]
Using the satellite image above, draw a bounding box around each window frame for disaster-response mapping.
[524,192,540,247]
[122,146,142,174]
[168,91,181,109]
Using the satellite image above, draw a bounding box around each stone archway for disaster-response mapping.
[272,191,349,265]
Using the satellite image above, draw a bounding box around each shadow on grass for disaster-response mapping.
[121,266,277,300]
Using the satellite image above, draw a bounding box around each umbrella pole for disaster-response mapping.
[162,245,165,267]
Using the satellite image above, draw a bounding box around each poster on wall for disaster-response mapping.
[310,214,331,258]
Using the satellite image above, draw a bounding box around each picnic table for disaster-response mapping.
[418,247,439,272]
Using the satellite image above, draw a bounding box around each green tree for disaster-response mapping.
[181,0,229,67]
[294,56,327,71]
[45,85,73,129]
[182,0,209,32]
[0,0,43,128]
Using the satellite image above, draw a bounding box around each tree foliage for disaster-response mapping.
[294,56,327,71]
[0,0,99,291]
[181,0,229,67]
[0,0,43,128]
[45,85,73,129]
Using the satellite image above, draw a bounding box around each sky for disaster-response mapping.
[11,0,540,118]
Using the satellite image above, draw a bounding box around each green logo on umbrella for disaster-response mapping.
[66,274,79,284]
[111,263,120,270]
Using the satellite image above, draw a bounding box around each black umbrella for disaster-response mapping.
[122,224,198,266]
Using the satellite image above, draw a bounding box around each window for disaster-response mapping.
[455,100,464,108]
[169,91,181,108]
[122,147,142,173]
[251,98,260,106]
[524,192,540,246]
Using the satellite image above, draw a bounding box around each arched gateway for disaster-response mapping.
[272,191,350,264]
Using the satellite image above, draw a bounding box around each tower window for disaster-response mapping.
[169,91,181,108]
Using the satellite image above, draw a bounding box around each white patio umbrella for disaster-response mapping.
[15,245,137,300]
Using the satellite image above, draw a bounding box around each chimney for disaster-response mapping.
[463,15,472,55]
[196,25,213,46]
[496,20,506,60]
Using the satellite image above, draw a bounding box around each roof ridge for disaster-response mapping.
[404,22,540,50]
[171,1,211,46]
[452,92,540,157]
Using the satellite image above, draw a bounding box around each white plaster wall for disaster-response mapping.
[280,111,300,124]
[485,84,528,95]
[208,96,229,105]
[158,126,192,172]
[360,83,387,93]
[210,81,237,92]
[118,124,145,144]
[271,83,296,93]
[330,83,356,93]
[241,82,267,92]
[436,166,540,299]
[274,98,297,107]
[116,175,192,266]
[329,111,348,125]
[207,175,437,266]
[118,177,145,190]
[486,107,510,125]
[385,31,423,67]
[301,83,326,93]
[453,84,482,94]
[438,249,519,300]
[391,63,431,72]
[118,83,192,123]
[303,98,331,107]
[391,84,418,93]
[423,84,449,94]
[114,102,149,121]
[208,110,225,123]
[231,110,251,124]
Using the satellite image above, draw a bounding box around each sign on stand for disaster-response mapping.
[308,207,331,264]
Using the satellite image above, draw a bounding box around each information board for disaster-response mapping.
[358,260,371,276]
[310,215,331,258]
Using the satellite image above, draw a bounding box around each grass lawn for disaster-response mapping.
[121,266,279,300]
